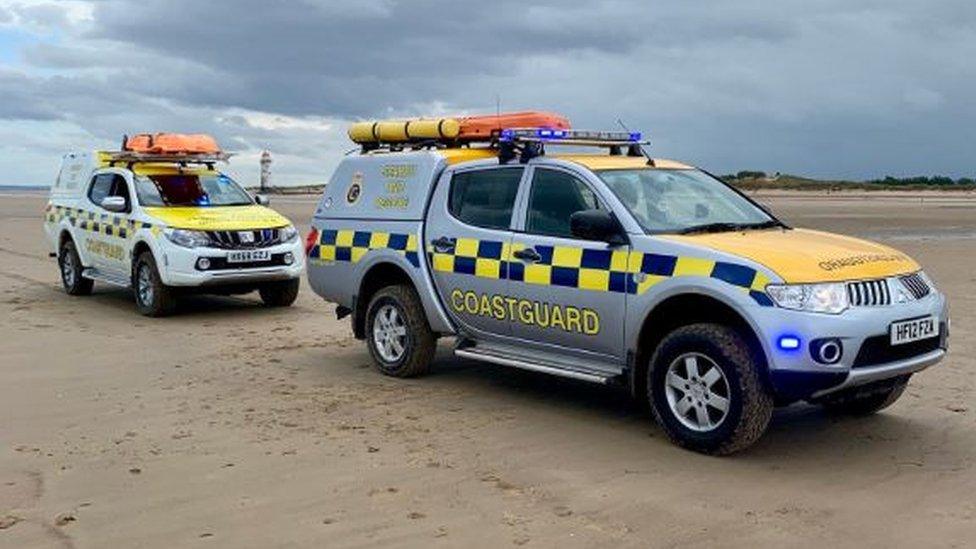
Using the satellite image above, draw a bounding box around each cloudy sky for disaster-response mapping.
[0,0,973,186]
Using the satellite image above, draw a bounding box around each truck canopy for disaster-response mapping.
[317,149,493,222]
[53,151,99,197]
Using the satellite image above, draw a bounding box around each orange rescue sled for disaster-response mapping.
[124,133,222,155]
[456,111,571,141]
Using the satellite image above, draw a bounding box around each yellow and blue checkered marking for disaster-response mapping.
[310,229,420,267]
[45,205,154,239]
[428,238,774,306]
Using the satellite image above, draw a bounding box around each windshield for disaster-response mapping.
[596,169,776,234]
[134,172,253,207]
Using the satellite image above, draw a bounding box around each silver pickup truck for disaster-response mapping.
[306,122,948,454]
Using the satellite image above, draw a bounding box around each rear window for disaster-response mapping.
[448,168,523,230]
[134,173,253,207]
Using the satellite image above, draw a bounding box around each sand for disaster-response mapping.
[1,191,974,548]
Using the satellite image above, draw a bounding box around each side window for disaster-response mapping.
[526,169,600,238]
[88,174,114,207]
[448,167,523,230]
[110,175,131,207]
[88,174,131,211]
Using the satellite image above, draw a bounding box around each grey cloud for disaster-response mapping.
[1,0,975,182]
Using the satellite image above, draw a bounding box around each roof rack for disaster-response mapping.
[497,128,653,164]
[103,150,232,170]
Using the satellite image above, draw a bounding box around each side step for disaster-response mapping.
[454,346,616,385]
[82,267,131,288]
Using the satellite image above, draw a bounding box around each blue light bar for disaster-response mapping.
[499,128,642,143]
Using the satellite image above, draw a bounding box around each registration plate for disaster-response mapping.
[890,316,938,346]
[227,250,271,263]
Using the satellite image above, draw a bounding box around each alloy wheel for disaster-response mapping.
[372,304,408,362]
[137,264,154,307]
[664,352,731,432]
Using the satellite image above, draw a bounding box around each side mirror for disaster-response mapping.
[570,209,627,244]
[101,196,127,212]
[254,194,270,206]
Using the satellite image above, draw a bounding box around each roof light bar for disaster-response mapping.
[104,151,232,164]
[498,128,644,144]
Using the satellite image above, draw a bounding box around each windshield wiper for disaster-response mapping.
[678,220,783,235]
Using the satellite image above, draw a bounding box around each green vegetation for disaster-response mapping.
[720,172,976,192]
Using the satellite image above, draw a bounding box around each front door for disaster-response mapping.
[426,165,525,340]
[84,172,132,275]
[507,167,629,362]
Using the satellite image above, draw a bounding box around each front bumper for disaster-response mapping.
[753,290,948,401]
[811,348,944,398]
[158,238,305,287]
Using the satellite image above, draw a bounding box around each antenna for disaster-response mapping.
[616,118,655,166]
[495,94,501,137]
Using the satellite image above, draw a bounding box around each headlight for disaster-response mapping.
[164,228,211,248]
[280,224,299,243]
[766,282,849,314]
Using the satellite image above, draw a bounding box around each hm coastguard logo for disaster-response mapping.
[346,172,364,204]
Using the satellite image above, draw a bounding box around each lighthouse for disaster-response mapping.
[260,149,272,192]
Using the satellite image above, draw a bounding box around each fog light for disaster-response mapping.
[810,338,843,365]
[778,336,801,351]
[283,252,294,265]
[196,257,211,271]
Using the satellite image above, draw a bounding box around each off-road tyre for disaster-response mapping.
[648,323,773,455]
[365,284,436,378]
[820,375,909,415]
[133,251,176,317]
[59,239,94,296]
[259,279,300,307]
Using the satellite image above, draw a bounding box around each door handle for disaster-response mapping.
[513,247,542,262]
[431,236,456,253]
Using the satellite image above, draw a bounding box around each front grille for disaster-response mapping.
[207,228,282,249]
[852,323,945,368]
[899,272,931,300]
[846,279,891,307]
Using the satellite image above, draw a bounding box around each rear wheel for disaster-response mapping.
[821,375,909,415]
[259,279,300,307]
[365,285,435,378]
[133,251,176,317]
[648,323,773,455]
[59,239,93,296]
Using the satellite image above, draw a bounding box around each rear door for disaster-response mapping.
[507,166,630,363]
[426,165,525,340]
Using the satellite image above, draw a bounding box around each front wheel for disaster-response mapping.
[364,285,436,378]
[133,252,176,317]
[259,279,300,307]
[648,323,773,455]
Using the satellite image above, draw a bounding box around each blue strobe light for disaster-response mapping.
[778,335,801,351]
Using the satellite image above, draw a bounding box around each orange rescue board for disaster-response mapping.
[456,111,571,140]
[125,133,222,155]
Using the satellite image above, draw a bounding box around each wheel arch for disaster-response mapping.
[353,261,416,339]
[130,239,154,282]
[630,292,770,402]
[58,227,90,267]
[58,227,74,248]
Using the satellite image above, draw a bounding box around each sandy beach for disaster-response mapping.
[1,191,974,548]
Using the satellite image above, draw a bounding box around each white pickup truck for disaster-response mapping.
[45,145,304,316]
